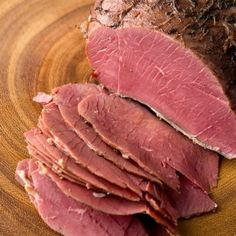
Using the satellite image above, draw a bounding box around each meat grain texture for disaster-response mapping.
[87,0,236,159]
[89,0,236,108]
[16,160,148,236]
[16,83,220,236]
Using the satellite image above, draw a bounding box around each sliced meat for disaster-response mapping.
[87,26,236,159]
[27,131,177,222]
[40,102,142,197]
[128,174,178,221]
[77,93,179,190]
[26,145,87,187]
[15,159,149,236]
[42,162,176,235]
[77,93,219,192]
[37,113,179,212]
[170,176,217,219]
[24,129,141,201]
[27,128,178,223]
[52,83,158,183]
[28,144,141,201]
[27,129,178,222]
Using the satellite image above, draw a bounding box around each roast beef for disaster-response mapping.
[26,146,178,230]
[89,0,236,112]
[77,93,219,192]
[15,159,149,236]
[40,102,142,197]
[32,117,180,223]
[24,129,141,201]
[128,175,177,221]
[171,176,217,219]
[37,107,178,222]
[26,145,87,187]
[87,18,236,159]
[40,162,176,234]
[52,83,159,183]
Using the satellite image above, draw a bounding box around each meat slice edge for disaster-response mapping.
[77,93,219,192]
[87,26,236,159]
[41,101,142,197]
[39,162,177,235]
[52,83,160,184]
[15,159,149,236]
[25,128,141,201]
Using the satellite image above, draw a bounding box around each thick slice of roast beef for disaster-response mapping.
[87,26,236,159]
[15,159,149,236]
[25,129,141,201]
[89,0,236,112]
[41,102,142,197]
[77,93,219,192]
[52,83,158,183]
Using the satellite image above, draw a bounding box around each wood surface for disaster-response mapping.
[0,1,235,235]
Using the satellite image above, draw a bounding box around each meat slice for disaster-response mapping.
[171,176,217,219]
[52,83,158,183]
[77,93,219,192]
[25,129,140,201]
[41,102,142,197]
[77,93,179,190]
[87,26,236,159]
[42,163,176,235]
[26,127,178,223]
[89,1,236,111]
[15,159,149,236]
[128,175,178,221]
[27,145,87,187]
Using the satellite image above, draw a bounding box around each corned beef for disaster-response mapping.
[87,26,236,159]
[52,83,159,183]
[41,102,142,197]
[15,159,149,236]
[77,93,219,192]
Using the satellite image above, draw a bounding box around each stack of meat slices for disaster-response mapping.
[16,83,219,236]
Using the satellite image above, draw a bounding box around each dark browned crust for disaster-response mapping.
[89,0,236,111]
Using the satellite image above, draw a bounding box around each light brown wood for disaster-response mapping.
[0,1,235,235]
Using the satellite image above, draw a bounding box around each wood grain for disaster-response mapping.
[0,1,235,235]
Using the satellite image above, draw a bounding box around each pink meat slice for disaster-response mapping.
[27,143,178,228]
[170,176,217,219]
[27,145,136,201]
[24,129,141,201]
[26,128,178,223]
[15,159,149,236]
[128,174,178,221]
[87,27,236,159]
[52,83,158,183]
[77,93,219,192]
[26,145,86,187]
[46,164,176,235]
[41,102,142,197]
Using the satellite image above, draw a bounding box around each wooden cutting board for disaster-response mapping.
[0,1,235,235]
